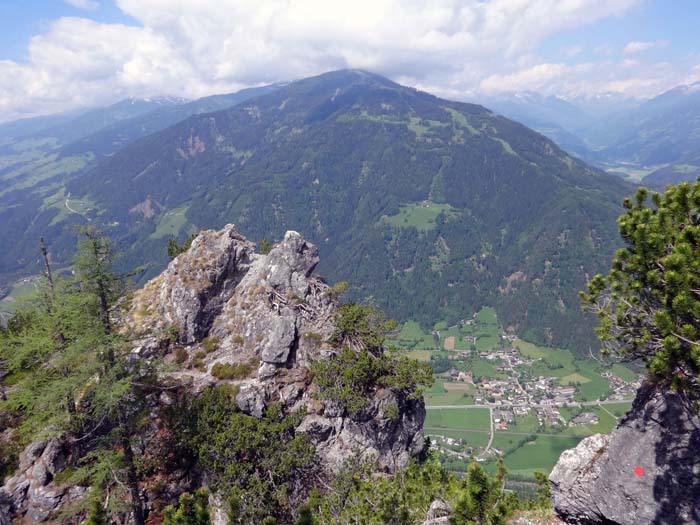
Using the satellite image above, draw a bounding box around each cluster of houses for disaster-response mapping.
[602,371,642,400]
[493,409,514,430]
[571,411,599,426]
[536,405,565,426]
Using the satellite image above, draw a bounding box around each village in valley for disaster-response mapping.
[393,307,641,477]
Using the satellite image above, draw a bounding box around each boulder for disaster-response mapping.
[423,500,451,524]
[550,384,700,525]
[236,382,267,419]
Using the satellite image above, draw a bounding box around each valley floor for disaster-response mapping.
[392,307,639,482]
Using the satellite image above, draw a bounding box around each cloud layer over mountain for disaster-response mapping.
[1,0,698,121]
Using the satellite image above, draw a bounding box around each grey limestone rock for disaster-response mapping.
[550,385,700,525]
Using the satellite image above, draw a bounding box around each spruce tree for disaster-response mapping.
[0,229,152,524]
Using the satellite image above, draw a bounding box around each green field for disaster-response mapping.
[151,203,191,239]
[0,278,40,322]
[503,412,540,434]
[500,436,581,476]
[466,357,507,381]
[559,406,617,435]
[382,201,457,231]
[428,429,491,449]
[425,381,474,405]
[425,408,490,430]
[41,187,98,225]
[610,363,638,382]
[392,320,436,350]
[604,402,633,417]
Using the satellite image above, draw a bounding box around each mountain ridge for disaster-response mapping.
[3,68,634,351]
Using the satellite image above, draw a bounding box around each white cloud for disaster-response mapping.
[480,63,575,94]
[64,0,100,10]
[623,40,669,54]
[2,0,687,122]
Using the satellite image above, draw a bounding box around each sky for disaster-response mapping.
[0,0,698,122]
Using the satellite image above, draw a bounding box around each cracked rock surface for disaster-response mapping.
[550,384,700,525]
[122,225,426,472]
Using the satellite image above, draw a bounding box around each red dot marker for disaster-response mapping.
[634,466,644,477]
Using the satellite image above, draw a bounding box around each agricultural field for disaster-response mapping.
[0,278,40,323]
[394,307,641,478]
[424,408,490,431]
[499,436,581,477]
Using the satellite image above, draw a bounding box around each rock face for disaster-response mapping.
[0,225,426,523]
[550,384,700,525]
[123,224,426,472]
[0,438,86,524]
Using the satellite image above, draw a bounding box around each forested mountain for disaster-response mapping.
[479,93,601,164]
[487,84,700,187]
[0,85,279,289]
[2,69,634,351]
[59,85,280,160]
[583,82,700,167]
[0,108,90,143]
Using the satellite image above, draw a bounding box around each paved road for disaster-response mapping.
[425,426,594,439]
[426,398,634,410]
[65,193,79,214]
[597,403,619,420]
[477,407,495,459]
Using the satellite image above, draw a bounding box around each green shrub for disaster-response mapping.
[326,281,348,299]
[166,325,180,342]
[211,360,256,380]
[201,337,219,354]
[163,488,211,525]
[191,388,315,523]
[385,403,400,421]
[174,347,188,364]
[312,347,432,413]
[166,234,197,259]
[312,303,432,414]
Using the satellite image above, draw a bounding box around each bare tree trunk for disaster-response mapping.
[40,238,55,312]
[121,434,146,525]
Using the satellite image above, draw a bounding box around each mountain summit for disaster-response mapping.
[6,69,633,349]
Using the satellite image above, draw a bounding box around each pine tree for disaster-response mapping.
[450,461,514,525]
[86,486,109,525]
[0,229,152,524]
[259,237,272,255]
[581,182,700,392]
[163,489,211,525]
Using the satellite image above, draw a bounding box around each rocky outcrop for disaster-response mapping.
[550,384,700,525]
[0,438,86,524]
[0,225,426,523]
[422,500,451,525]
[123,224,426,472]
[1,225,426,523]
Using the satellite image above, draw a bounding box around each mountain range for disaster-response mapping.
[487,83,700,186]
[0,69,635,351]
